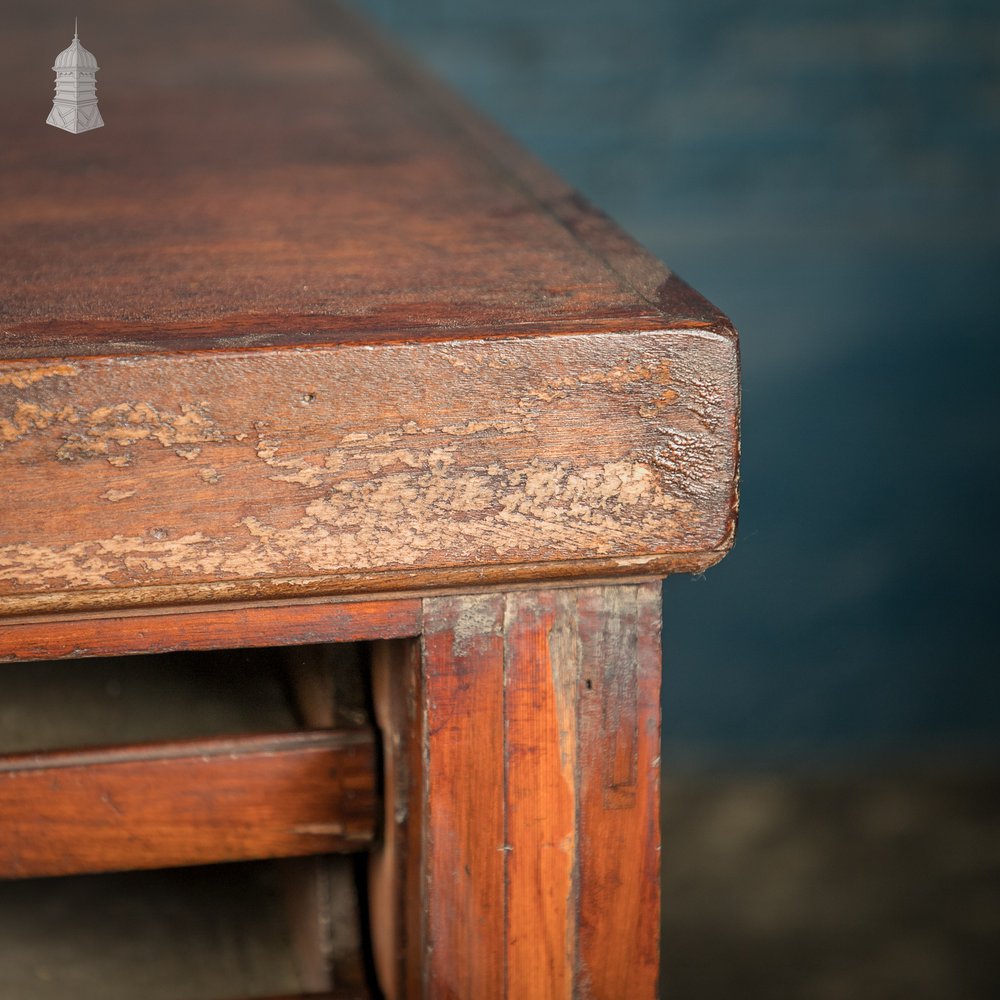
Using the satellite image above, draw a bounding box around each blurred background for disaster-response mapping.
[348,0,1000,997]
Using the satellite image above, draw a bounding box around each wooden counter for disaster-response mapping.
[0,2,739,997]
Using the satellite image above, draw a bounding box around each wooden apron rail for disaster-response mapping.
[0,728,377,879]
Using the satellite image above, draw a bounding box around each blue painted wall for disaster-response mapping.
[354,0,1000,764]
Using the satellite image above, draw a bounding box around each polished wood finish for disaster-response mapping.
[0,0,739,619]
[575,587,662,994]
[421,596,507,999]
[0,2,733,355]
[373,585,661,999]
[0,598,420,662]
[0,729,377,878]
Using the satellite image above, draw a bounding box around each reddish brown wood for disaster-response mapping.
[576,585,662,995]
[0,1,731,358]
[421,596,508,999]
[505,592,578,997]
[0,3,733,992]
[0,1,739,620]
[0,729,377,878]
[375,585,660,999]
[0,598,420,662]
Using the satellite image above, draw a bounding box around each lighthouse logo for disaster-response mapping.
[47,19,104,134]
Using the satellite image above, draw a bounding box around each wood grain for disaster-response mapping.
[0,729,377,878]
[0,332,737,617]
[504,591,577,998]
[420,596,507,1000]
[0,598,420,662]
[576,584,661,997]
[0,0,739,619]
[0,1,732,357]
[375,586,660,998]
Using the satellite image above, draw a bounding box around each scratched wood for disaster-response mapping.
[576,584,661,996]
[377,586,660,999]
[0,333,737,617]
[0,0,739,619]
[0,729,377,878]
[0,1,734,357]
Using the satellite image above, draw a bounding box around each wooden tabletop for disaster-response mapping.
[0,0,739,617]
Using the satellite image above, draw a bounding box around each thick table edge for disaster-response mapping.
[0,548,730,627]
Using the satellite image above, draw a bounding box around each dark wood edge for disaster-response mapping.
[0,549,727,624]
[0,314,694,365]
[323,1,736,338]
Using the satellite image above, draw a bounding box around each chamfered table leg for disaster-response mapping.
[371,583,661,999]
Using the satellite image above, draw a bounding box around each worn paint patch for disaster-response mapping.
[0,398,225,460]
[0,364,79,389]
[449,594,504,656]
[0,331,737,600]
[251,414,529,491]
[100,489,136,503]
[0,453,694,591]
[0,401,75,445]
[57,402,225,462]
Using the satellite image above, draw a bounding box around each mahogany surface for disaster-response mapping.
[0,729,377,878]
[0,4,739,997]
[0,0,739,618]
[370,584,661,999]
[0,597,421,662]
[1,0,730,356]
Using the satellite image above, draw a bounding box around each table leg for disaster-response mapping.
[371,583,661,999]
